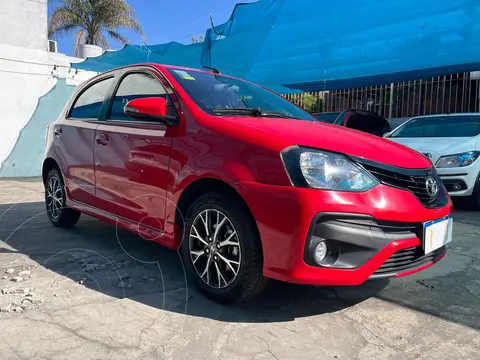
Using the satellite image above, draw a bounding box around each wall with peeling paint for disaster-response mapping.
[0,43,97,178]
[0,80,76,177]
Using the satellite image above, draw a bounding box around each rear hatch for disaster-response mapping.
[346,112,391,136]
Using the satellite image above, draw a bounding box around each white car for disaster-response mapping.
[386,113,480,208]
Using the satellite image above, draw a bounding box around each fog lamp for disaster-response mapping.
[314,241,328,264]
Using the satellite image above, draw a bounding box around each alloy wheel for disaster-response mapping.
[189,209,241,289]
[46,175,63,219]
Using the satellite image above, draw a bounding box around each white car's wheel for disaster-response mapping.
[468,182,480,210]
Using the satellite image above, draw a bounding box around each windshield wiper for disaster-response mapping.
[212,107,300,119]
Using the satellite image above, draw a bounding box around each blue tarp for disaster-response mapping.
[72,0,480,92]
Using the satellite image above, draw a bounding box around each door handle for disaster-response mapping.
[54,127,62,137]
[96,133,109,146]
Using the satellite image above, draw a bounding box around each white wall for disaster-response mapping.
[0,0,48,51]
[0,43,97,177]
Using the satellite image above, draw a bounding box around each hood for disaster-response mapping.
[388,136,479,165]
[226,117,431,169]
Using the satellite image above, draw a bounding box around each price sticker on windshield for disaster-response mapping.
[174,70,195,80]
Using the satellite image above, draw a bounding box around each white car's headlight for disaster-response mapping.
[281,147,378,191]
[435,151,480,168]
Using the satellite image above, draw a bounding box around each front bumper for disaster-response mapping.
[305,213,446,279]
[437,163,480,196]
[236,181,452,286]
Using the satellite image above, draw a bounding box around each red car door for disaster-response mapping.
[93,68,178,233]
[53,76,114,205]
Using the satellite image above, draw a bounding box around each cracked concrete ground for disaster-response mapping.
[0,178,479,360]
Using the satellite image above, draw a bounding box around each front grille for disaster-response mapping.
[352,158,448,209]
[372,246,445,277]
[333,217,423,240]
[361,163,434,202]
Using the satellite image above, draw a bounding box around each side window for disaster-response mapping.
[69,77,113,119]
[109,72,176,121]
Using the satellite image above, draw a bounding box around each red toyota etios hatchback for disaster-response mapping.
[43,64,453,303]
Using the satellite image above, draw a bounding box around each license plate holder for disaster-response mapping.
[423,215,453,255]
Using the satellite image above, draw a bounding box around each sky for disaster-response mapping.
[48,0,257,56]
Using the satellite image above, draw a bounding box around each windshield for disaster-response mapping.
[313,113,340,123]
[390,115,480,138]
[333,112,347,125]
[167,68,317,121]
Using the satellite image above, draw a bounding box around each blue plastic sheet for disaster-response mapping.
[72,0,480,92]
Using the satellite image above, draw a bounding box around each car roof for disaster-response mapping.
[409,113,480,119]
[157,64,217,74]
[80,62,276,95]
[91,63,245,83]
[345,108,381,115]
[92,63,218,76]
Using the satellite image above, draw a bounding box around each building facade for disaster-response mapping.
[0,0,97,177]
[0,0,48,51]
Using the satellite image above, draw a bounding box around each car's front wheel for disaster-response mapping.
[182,192,267,303]
[464,174,480,210]
[45,168,81,227]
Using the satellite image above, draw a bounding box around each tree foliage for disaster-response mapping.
[192,35,204,44]
[302,93,320,112]
[49,0,145,56]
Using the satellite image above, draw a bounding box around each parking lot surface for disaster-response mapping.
[0,178,479,360]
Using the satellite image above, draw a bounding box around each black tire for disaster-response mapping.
[181,192,267,304]
[45,168,81,228]
[467,183,480,210]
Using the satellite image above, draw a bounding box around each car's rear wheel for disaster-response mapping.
[182,192,267,303]
[45,168,81,227]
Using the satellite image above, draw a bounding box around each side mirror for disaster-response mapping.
[124,97,178,125]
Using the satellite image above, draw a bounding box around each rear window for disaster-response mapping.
[390,115,480,138]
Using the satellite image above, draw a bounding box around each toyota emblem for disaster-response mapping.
[425,177,438,196]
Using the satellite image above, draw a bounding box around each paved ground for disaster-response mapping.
[0,178,479,360]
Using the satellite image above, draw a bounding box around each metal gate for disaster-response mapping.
[285,72,480,118]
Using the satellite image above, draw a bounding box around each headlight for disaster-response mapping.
[435,151,480,168]
[281,147,378,191]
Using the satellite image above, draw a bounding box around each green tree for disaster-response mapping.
[192,35,204,44]
[49,0,145,56]
[301,93,320,112]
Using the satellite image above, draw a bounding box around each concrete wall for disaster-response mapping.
[0,43,96,177]
[0,0,48,51]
